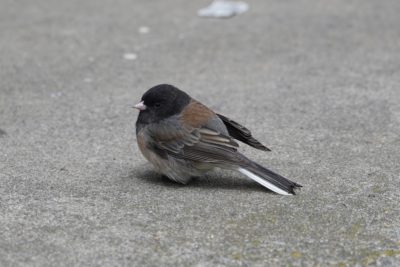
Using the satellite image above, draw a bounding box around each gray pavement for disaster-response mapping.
[1,0,400,266]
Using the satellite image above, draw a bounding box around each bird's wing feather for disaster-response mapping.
[145,116,241,164]
[216,113,271,151]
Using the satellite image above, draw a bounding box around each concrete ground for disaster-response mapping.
[1,0,399,266]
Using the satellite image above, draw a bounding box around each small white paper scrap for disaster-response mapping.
[139,26,150,34]
[198,0,249,18]
[123,53,137,60]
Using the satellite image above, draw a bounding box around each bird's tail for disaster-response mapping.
[238,159,302,195]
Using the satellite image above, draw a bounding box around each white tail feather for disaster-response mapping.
[238,168,292,195]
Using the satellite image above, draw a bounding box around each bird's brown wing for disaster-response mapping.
[216,113,271,151]
[145,115,242,165]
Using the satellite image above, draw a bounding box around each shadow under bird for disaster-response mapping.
[134,84,302,195]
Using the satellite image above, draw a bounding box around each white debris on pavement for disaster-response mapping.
[138,26,150,34]
[123,53,137,60]
[198,0,249,18]
[50,92,63,98]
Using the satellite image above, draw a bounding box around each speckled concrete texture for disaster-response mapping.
[0,0,399,266]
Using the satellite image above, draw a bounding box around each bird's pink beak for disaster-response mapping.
[134,101,146,111]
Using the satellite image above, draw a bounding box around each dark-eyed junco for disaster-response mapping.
[134,84,302,195]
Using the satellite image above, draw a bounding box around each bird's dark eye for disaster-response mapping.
[154,102,161,108]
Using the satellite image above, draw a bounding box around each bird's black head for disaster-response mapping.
[135,84,191,127]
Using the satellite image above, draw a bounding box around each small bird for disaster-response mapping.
[134,84,302,195]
